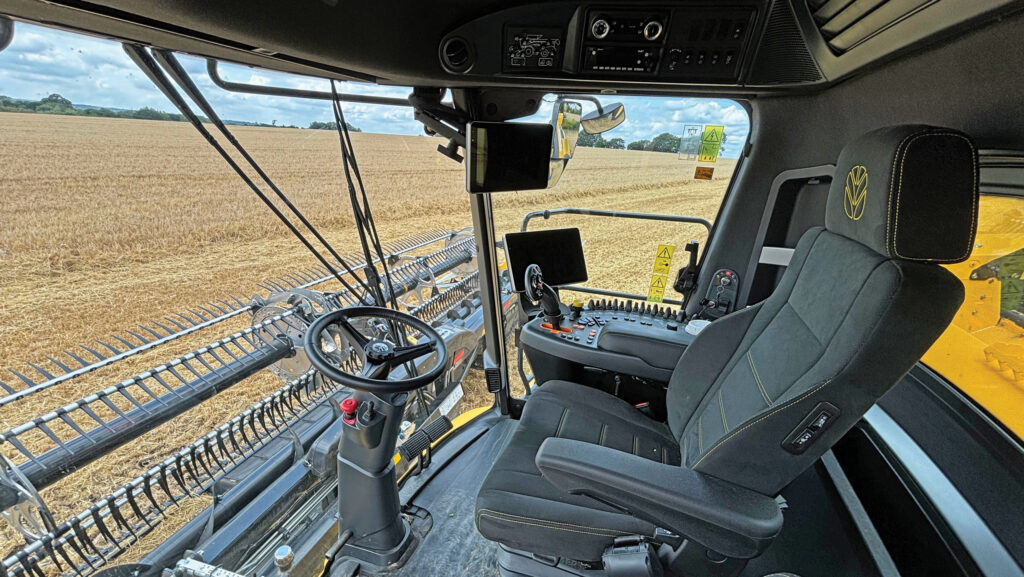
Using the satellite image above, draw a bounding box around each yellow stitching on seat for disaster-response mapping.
[748,351,773,406]
[554,408,568,438]
[892,132,977,262]
[598,424,607,446]
[478,513,626,538]
[476,509,633,536]
[698,416,703,453]
[692,380,832,468]
[718,389,729,432]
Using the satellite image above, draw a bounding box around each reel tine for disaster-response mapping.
[27,362,55,381]
[188,308,209,321]
[174,313,199,327]
[127,329,153,343]
[9,368,37,386]
[111,334,136,349]
[0,377,17,394]
[96,340,121,355]
[64,349,90,367]
[79,344,107,361]
[164,316,187,331]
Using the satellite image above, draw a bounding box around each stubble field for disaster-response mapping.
[0,111,734,557]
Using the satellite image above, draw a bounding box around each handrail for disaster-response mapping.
[206,59,411,107]
[520,207,712,233]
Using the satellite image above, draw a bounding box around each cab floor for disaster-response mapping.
[393,413,879,577]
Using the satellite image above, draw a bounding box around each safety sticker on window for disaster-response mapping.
[698,125,724,163]
[652,244,675,275]
[648,274,667,302]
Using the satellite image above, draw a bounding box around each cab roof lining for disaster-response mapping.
[1,0,1021,98]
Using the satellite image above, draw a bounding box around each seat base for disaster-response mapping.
[476,381,682,561]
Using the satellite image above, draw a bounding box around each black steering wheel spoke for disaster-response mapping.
[335,318,370,348]
[304,306,448,393]
[390,341,436,366]
[361,359,391,380]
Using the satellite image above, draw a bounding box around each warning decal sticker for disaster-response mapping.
[698,125,725,163]
[648,274,667,302]
[652,244,675,275]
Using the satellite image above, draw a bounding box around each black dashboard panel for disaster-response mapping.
[443,2,765,86]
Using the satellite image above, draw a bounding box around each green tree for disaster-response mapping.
[650,132,682,153]
[606,137,625,150]
[627,139,651,151]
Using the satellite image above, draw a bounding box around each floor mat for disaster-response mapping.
[393,416,517,577]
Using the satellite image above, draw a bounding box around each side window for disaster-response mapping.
[922,191,1024,439]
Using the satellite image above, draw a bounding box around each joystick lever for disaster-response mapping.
[524,264,564,327]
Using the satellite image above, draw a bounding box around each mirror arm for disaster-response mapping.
[562,94,604,115]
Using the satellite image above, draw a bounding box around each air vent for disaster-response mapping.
[807,0,938,54]
[440,36,474,73]
[749,0,823,85]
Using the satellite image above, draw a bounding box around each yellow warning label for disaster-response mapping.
[698,125,724,163]
[652,244,675,275]
[648,274,667,302]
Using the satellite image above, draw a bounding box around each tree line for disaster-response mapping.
[578,130,726,153]
[0,93,361,131]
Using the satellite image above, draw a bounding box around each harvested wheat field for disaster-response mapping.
[0,111,734,556]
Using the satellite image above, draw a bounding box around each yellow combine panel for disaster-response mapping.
[922,196,1024,438]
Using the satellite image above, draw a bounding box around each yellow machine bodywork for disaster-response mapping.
[922,196,1024,438]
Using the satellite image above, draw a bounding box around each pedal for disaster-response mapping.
[398,416,453,464]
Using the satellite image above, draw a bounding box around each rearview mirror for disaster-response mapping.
[0,17,14,53]
[581,102,626,135]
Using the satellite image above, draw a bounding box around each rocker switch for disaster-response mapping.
[782,402,839,454]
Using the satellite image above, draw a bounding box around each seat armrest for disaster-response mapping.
[536,438,783,559]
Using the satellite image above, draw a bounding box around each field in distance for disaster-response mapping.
[0,111,734,553]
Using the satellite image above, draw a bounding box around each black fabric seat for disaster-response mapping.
[476,125,980,563]
[476,381,680,560]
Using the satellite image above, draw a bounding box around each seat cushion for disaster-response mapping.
[475,381,680,561]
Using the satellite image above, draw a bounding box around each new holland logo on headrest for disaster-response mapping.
[844,165,868,221]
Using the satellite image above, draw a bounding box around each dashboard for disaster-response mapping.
[441,2,768,86]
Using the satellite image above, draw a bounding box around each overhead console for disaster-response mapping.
[441,2,764,86]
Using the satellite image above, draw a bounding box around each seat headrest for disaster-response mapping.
[825,125,979,263]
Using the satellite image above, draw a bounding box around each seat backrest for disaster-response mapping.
[666,125,979,495]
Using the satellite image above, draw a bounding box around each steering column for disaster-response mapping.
[304,307,448,567]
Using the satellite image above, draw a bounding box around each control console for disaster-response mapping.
[521,297,696,383]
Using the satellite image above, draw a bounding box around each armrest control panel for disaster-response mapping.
[521,298,696,382]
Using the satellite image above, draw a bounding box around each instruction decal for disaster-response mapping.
[694,166,715,180]
[648,274,667,302]
[679,124,703,161]
[652,244,675,275]
[698,125,725,163]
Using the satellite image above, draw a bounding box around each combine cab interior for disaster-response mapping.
[1,1,1023,577]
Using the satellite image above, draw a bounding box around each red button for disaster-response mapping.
[341,398,358,415]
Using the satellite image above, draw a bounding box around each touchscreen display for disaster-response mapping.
[503,228,588,292]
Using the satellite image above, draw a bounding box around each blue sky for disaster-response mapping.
[0,22,749,156]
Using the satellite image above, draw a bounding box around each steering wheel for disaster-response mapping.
[304,307,447,393]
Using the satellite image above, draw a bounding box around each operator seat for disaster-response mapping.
[475,125,979,568]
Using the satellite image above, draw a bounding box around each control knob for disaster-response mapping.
[592,19,611,39]
[643,20,664,41]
